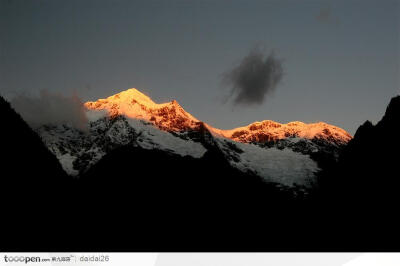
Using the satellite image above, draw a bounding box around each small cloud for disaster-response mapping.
[315,5,339,25]
[222,47,284,106]
[10,90,88,131]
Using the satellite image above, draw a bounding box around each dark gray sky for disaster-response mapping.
[1,0,399,134]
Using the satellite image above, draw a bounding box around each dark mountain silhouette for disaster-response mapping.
[80,120,303,203]
[75,125,314,251]
[2,95,400,252]
[0,96,312,251]
[321,96,400,202]
[75,95,400,251]
[0,96,68,186]
[0,96,72,250]
[318,95,400,250]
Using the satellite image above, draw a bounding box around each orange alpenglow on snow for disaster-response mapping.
[84,88,200,131]
[84,88,352,145]
[213,120,352,146]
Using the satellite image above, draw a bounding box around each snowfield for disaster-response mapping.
[230,141,318,187]
[125,118,207,158]
[39,114,319,188]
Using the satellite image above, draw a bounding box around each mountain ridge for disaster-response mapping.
[3,92,399,251]
[34,88,350,189]
[84,88,352,145]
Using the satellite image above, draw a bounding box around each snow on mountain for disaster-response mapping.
[211,136,318,187]
[84,88,351,146]
[210,120,351,146]
[38,115,206,176]
[38,88,352,188]
[84,88,200,132]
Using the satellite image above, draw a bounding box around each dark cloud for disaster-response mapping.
[10,90,88,130]
[316,5,339,24]
[222,48,284,106]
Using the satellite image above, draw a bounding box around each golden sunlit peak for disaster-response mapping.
[215,119,353,145]
[84,88,201,132]
[286,121,306,126]
[84,88,352,145]
[114,88,156,105]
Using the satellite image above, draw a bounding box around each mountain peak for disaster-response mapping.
[171,99,180,106]
[109,88,158,108]
[213,119,352,145]
[85,88,200,131]
[380,95,400,124]
[84,88,352,145]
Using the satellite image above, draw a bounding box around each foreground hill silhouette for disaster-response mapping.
[0,96,70,250]
[320,96,400,204]
[318,95,400,250]
[0,96,68,186]
[75,123,314,251]
[0,96,310,251]
[1,95,400,251]
[335,95,400,204]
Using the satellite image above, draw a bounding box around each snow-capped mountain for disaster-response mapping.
[38,88,352,188]
[213,120,351,146]
[84,88,200,132]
